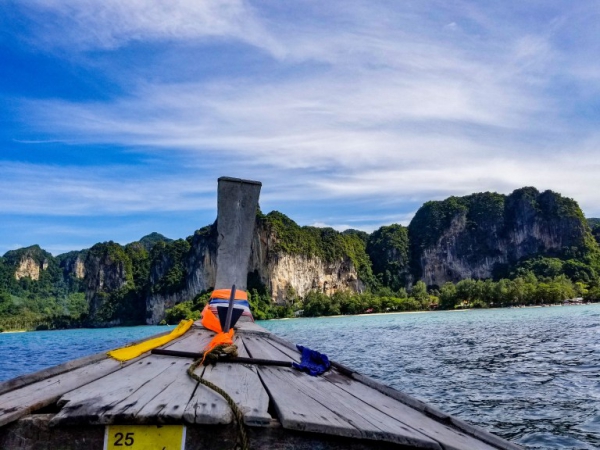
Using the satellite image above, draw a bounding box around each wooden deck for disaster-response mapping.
[0,322,521,450]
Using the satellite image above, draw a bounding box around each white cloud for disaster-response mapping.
[17,0,285,56]
[8,0,600,227]
[0,161,216,216]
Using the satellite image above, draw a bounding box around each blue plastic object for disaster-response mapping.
[292,344,331,376]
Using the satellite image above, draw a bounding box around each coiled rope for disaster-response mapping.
[187,344,250,450]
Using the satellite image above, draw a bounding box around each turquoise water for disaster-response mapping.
[2,307,600,449]
[0,325,174,381]
[260,305,600,449]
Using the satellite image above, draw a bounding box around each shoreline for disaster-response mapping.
[2,303,596,329]
[264,302,599,321]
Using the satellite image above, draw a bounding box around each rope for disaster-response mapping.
[201,343,239,365]
[187,345,250,450]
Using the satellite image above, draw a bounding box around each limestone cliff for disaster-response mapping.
[58,251,87,280]
[144,216,365,323]
[3,245,51,281]
[248,219,364,304]
[5,187,596,326]
[15,257,41,281]
[409,188,596,286]
[84,242,133,325]
[145,227,216,324]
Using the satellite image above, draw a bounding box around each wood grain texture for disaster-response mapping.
[266,331,519,450]
[201,335,271,426]
[0,358,125,427]
[183,366,233,425]
[235,321,270,334]
[164,329,213,352]
[53,327,229,426]
[0,329,173,397]
[243,335,441,449]
[52,328,266,427]
[51,355,200,425]
[0,329,195,428]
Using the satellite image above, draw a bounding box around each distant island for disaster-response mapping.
[1,187,599,331]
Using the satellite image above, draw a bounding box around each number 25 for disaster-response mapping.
[114,432,135,446]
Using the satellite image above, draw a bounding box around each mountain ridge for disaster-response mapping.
[1,187,598,327]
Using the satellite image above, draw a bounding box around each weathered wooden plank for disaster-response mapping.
[243,335,441,449]
[105,355,197,424]
[235,320,270,334]
[51,355,200,425]
[267,334,517,450]
[0,358,125,427]
[0,328,199,428]
[164,329,213,352]
[51,355,187,424]
[160,327,272,426]
[98,329,231,425]
[327,371,501,450]
[158,330,198,349]
[54,326,265,426]
[200,335,271,426]
[183,367,233,425]
[133,358,199,424]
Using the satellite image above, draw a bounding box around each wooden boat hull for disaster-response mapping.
[0,322,521,450]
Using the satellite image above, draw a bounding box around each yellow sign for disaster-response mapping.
[104,425,186,450]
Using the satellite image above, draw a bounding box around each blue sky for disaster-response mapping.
[1,0,600,256]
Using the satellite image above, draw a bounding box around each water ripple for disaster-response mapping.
[0,325,173,382]
[261,305,600,449]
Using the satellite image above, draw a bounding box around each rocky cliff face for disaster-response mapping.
[249,221,363,304]
[144,218,363,323]
[3,245,51,281]
[15,257,42,280]
[59,251,87,279]
[145,228,217,324]
[84,243,132,325]
[409,188,594,286]
[5,187,595,326]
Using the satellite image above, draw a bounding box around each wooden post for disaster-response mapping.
[214,177,262,292]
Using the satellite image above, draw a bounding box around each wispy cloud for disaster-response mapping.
[0,161,215,216]
[16,0,284,56]
[3,0,600,256]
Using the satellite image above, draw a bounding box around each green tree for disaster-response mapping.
[367,224,410,290]
[439,282,457,309]
[164,301,200,324]
[411,281,429,307]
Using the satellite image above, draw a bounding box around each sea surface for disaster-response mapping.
[0,325,174,382]
[2,306,600,449]
[261,305,600,450]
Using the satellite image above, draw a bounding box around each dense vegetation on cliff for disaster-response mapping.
[366,224,410,290]
[1,187,599,329]
[0,235,172,329]
[409,187,599,285]
[589,219,600,246]
[261,211,376,286]
[0,246,87,329]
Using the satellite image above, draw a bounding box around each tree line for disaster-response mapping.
[162,269,599,323]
